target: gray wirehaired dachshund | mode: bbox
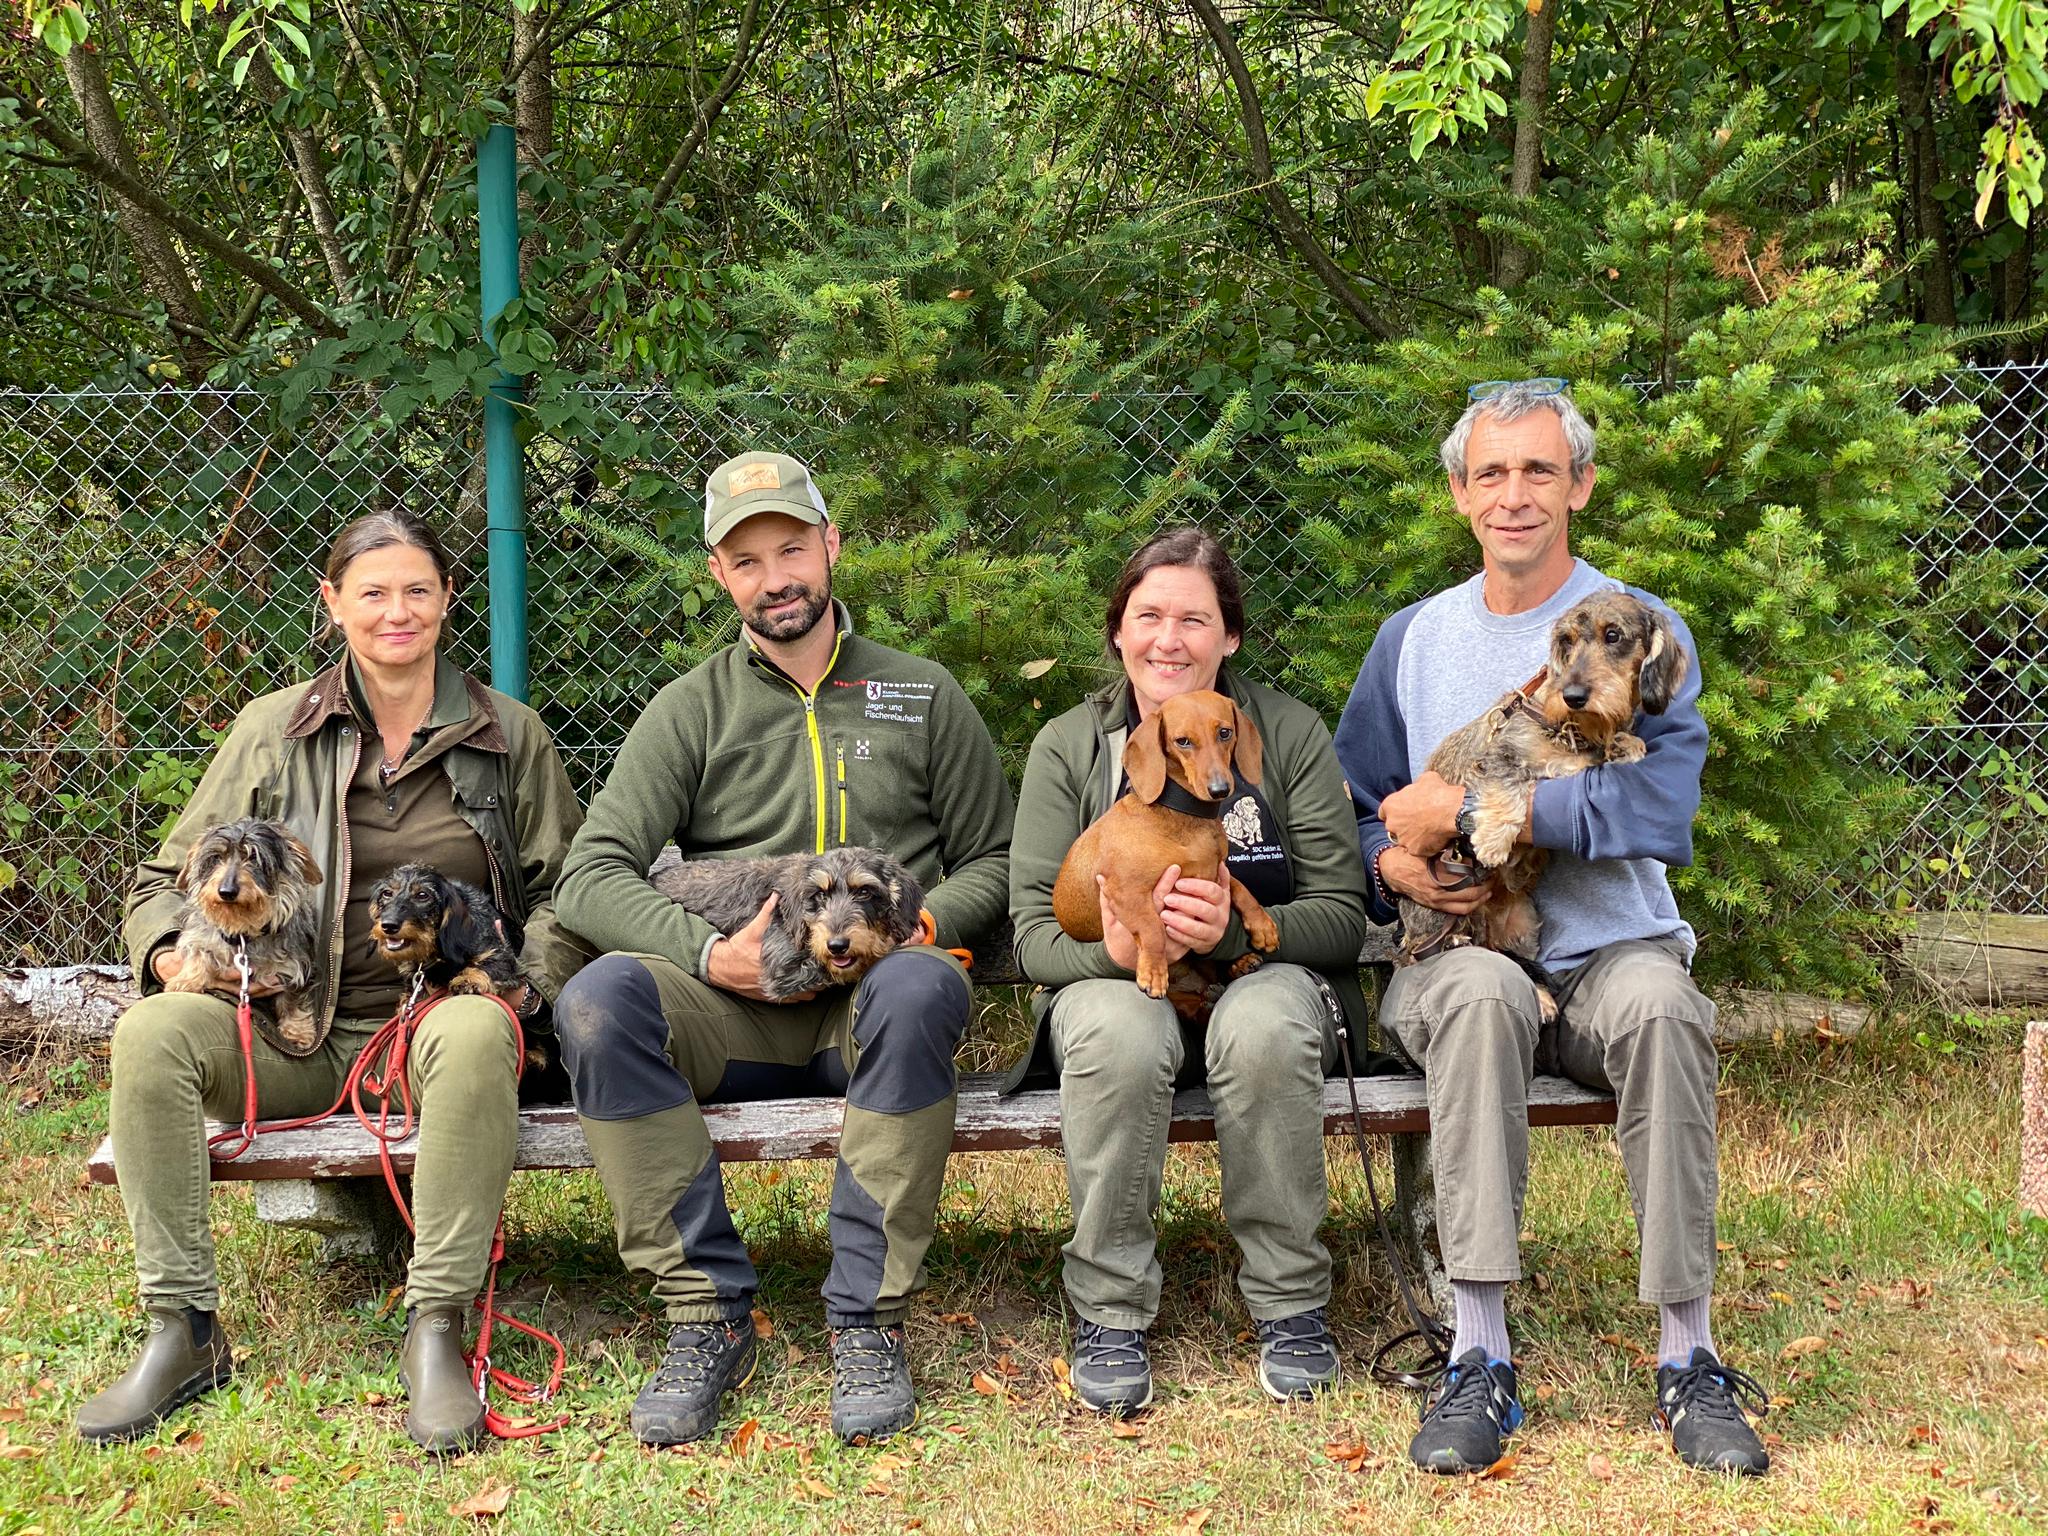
[164,817,324,1048]
[652,846,927,1000]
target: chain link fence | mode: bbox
[2,375,2042,965]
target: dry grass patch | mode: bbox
[0,1010,2043,1534]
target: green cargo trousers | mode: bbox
[1379,935,1719,1303]
[108,990,522,1314]
[1049,963,1342,1330]
[554,947,971,1327]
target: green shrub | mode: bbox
[1288,93,2018,991]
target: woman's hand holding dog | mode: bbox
[1095,867,1233,974]
[150,950,285,998]
[707,894,819,1003]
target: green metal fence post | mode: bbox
[478,123,529,702]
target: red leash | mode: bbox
[206,949,567,1438]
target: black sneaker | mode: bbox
[830,1325,917,1444]
[1255,1309,1343,1401]
[629,1317,757,1446]
[1409,1346,1523,1474]
[1655,1347,1770,1476]
[1071,1321,1152,1417]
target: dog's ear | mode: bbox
[887,864,927,943]
[1228,700,1265,787]
[1638,609,1689,716]
[1123,712,1170,803]
[439,879,480,965]
[281,830,323,887]
[175,834,213,894]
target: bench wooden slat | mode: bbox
[83,1073,1616,1185]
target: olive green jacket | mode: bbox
[556,603,1014,975]
[125,654,589,1055]
[1003,669,1373,1090]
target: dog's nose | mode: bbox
[1561,684,1591,710]
[827,936,851,957]
[1206,774,1231,798]
[216,874,240,900]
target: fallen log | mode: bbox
[1904,913,2048,1009]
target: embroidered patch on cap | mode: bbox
[729,462,782,495]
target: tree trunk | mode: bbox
[2004,221,2036,363]
[1497,0,1557,290]
[1185,0,1395,339]
[512,0,555,283]
[60,46,212,367]
[1894,15,1958,327]
[249,49,358,304]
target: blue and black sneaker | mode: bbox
[1408,1346,1523,1474]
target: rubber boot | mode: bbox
[76,1307,234,1444]
[399,1306,486,1453]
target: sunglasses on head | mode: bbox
[1466,377,1571,402]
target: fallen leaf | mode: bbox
[271,1474,300,1491]
[797,1476,835,1499]
[938,1313,979,1327]
[750,1308,774,1339]
[1769,1290,1795,1306]
[970,1372,1004,1397]
[726,1418,762,1456]
[1178,1509,1213,1533]
[1780,1335,1828,1361]
[363,1391,392,1407]
[872,1453,911,1472]
[376,1286,403,1322]
[994,1353,1023,1378]
[0,1439,39,1460]
[1018,659,1057,680]
[206,1486,240,1509]
[1586,1452,1614,1481]
[1110,1421,1142,1440]
[785,1343,807,1366]
[947,288,975,301]
[1051,1358,1072,1383]
[1481,1450,1520,1481]
[447,1482,513,1520]
[0,1408,24,1423]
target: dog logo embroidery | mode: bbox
[1223,795,1263,850]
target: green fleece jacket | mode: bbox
[1004,669,1372,1088]
[124,654,589,1056]
[556,603,1014,974]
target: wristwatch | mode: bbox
[1454,786,1481,840]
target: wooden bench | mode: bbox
[82,1070,1617,1314]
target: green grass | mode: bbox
[3,1009,2046,1534]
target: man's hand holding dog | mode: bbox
[1379,771,1466,857]
[1377,845,1498,915]
[707,894,818,1003]
[150,950,285,998]
[1096,866,1233,973]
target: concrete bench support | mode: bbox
[253,1176,410,1263]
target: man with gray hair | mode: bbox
[1333,380,1771,1477]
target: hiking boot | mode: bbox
[629,1317,756,1446]
[1655,1347,1771,1476]
[1255,1308,1343,1401]
[399,1306,485,1454]
[1071,1321,1152,1418]
[76,1307,234,1444]
[1409,1347,1522,1474]
[830,1325,916,1444]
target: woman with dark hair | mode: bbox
[1006,526,1370,1416]
[76,514,586,1454]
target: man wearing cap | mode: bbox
[553,452,1014,1446]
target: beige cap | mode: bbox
[703,451,830,545]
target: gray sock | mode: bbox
[1658,1293,1714,1367]
[1450,1280,1510,1363]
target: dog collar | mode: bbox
[1152,778,1227,820]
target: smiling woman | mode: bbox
[84,512,589,1457]
[1006,524,1374,1419]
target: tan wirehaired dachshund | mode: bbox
[1053,689,1281,1003]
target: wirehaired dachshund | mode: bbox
[165,817,324,1048]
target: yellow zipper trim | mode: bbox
[836,743,848,846]
[767,630,845,856]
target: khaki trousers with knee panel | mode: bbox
[1050,963,1340,1330]
[1378,936,1720,1303]
[109,991,523,1313]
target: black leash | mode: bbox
[1318,978,1451,1390]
